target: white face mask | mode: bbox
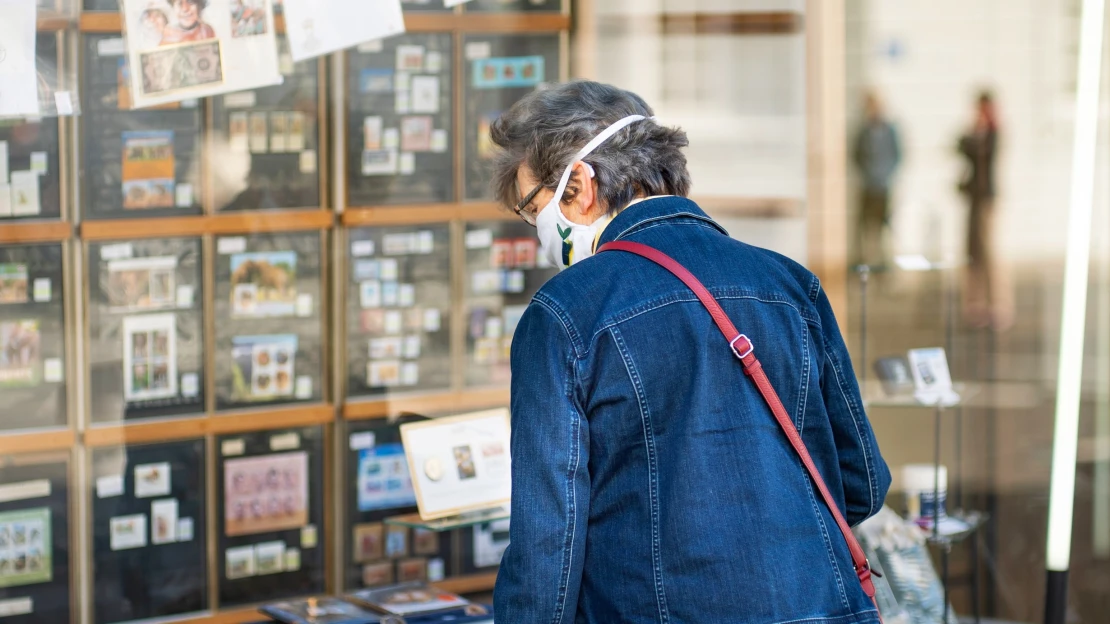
[535,114,652,269]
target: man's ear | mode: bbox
[571,161,597,217]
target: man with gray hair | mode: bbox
[492,80,889,624]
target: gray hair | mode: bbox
[489,81,691,214]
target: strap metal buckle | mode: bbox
[857,558,882,579]
[729,334,754,360]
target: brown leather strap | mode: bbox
[598,241,879,607]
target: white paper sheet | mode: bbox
[0,0,39,117]
[282,0,405,62]
[120,0,283,108]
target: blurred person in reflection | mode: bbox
[489,81,890,623]
[159,0,215,45]
[852,91,901,268]
[957,90,1013,330]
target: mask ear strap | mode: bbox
[549,114,647,206]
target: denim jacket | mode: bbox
[494,197,891,624]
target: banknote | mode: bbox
[139,40,224,96]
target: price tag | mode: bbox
[295,376,312,399]
[465,229,493,249]
[301,525,318,548]
[218,237,246,254]
[97,38,125,57]
[357,39,384,53]
[30,152,47,174]
[270,432,301,451]
[0,598,32,617]
[299,150,317,174]
[351,240,375,257]
[32,278,51,302]
[96,475,124,498]
[224,91,257,108]
[465,41,492,60]
[177,518,194,542]
[43,358,62,382]
[296,294,313,317]
[175,183,194,207]
[100,243,133,260]
[221,439,245,456]
[181,373,199,397]
[176,285,194,308]
[349,432,376,450]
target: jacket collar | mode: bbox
[596,196,728,248]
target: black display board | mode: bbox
[0,243,67,432]
[211,38,322,212]
[0,35,63,222]
[81,33,204,220]
[465,0,563,12]
[91,439,207,624]
[0,456,71,624]
[346,33,455,206]
[346,225,452,399]
[463,33,560,200]
[463,221,555,386]
[214,231,325,411]
[87,238,205,423]
[215,426,326,607]
[343,418,454,590]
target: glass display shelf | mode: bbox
[384,507,509,532]
[923,510,989,548]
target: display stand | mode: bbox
[384,506,509,533]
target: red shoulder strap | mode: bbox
[598,240,879,607]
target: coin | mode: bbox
[424,457,444,482]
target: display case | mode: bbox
[0,454,72,624]
[462,221,555,387]
[86,237,205,424]
[345,224,452,399]
[214,231,326,411]
[462,33,561,200]
[344,418,453,590]
[345,33,455,206]
[0,243,67,432]
[0,35,65,222]
[215,426,326,607]
[210,38,324,213]
[90,438,207,624]
[80,33,204,220]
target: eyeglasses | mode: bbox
[513,182,544,226]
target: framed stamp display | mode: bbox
[344,418,453,591]
[462,221,555,387]
[80,34,204,220]
[400,409,511,521]
[86,238,205,424]
[346,225,452,399]
[214,231,325,411]
[464,0,563,12]
[463,33,561,200]
[91,439,207,624]
[211,38,323,212]
[0,243,67,432]
[216,426,325,607]
[345,33,455,206]
[0,454,71,624]
[0,35,64,222]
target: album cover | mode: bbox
[107,256,178,312]
[0,507,52,589]
[230,334,297,400]
[224,451,309,537]
[121,130,176,209]
[357,444,417,512]
[0,263,29,303]
[230,251,298,318]
[346,581,469,616]
[122,314,179,402]
[0,320,41,387]
[352,523,383,563]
